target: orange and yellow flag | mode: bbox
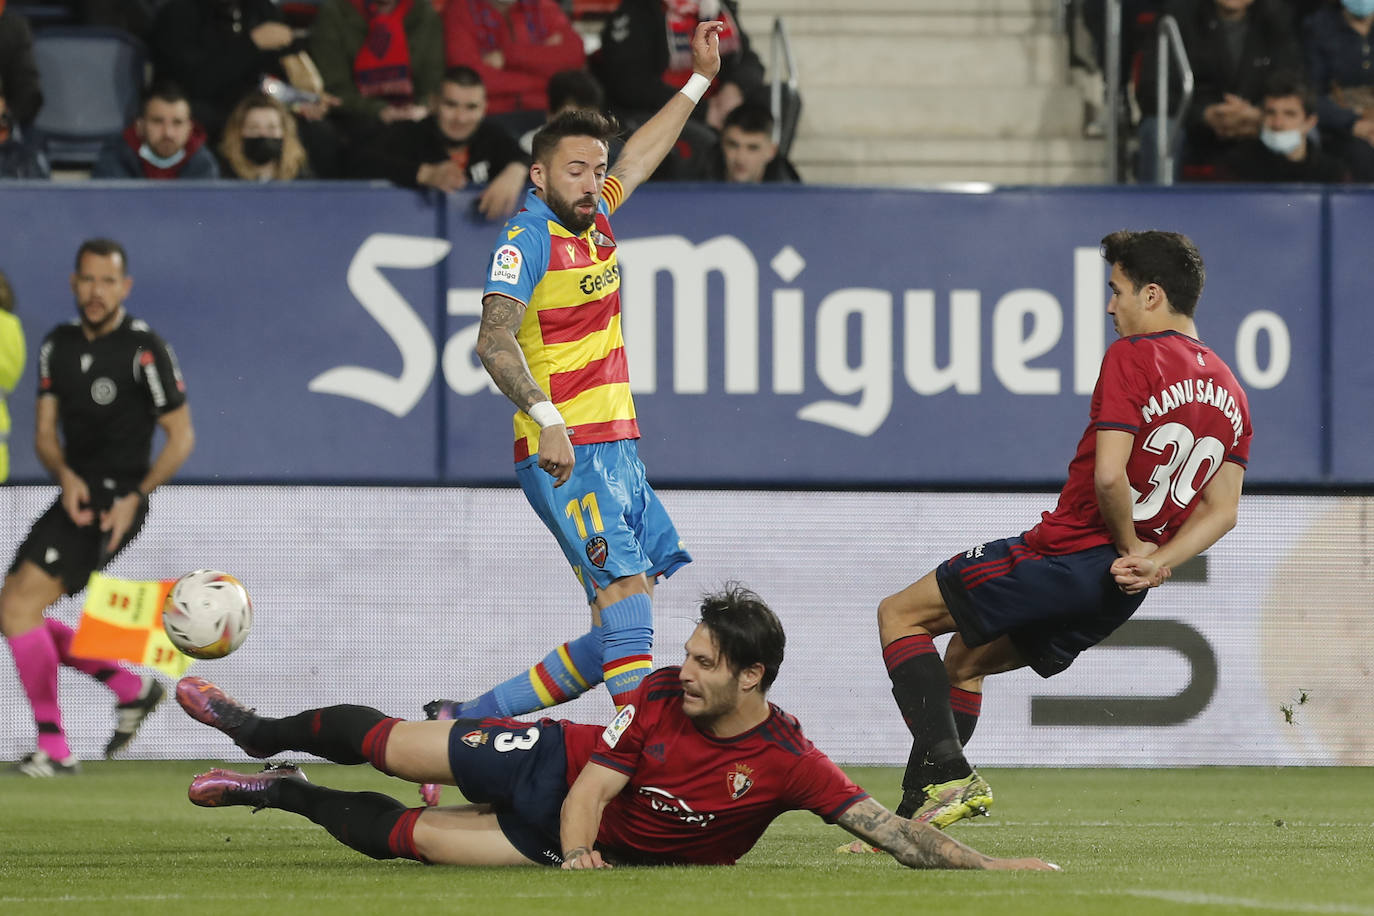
[69,572,195,678]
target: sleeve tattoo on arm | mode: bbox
[836,799,991,870]
[478,293,547,410]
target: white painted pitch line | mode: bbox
[1113,890,1374,915]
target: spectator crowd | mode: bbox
[1122,0,1369,183]
[0,0,801,196]
[7,0,1374,188]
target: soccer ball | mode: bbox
[162,569,253,659]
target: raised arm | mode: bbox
[608,21,723,200]
[476,292,573,485]
[836,798,1057,871]
[559,761,630,869]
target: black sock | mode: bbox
[950,686,983,746]
[274,779,419,860]
[882,635,971,814]
[240,705,390,764]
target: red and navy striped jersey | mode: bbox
[1025,330,1252,554]
[483,176,637,462]
[561,667,868,865]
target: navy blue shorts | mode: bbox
[936,536,1146,678]
[446,718,569,867]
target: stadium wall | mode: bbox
[0,184,1366,766]
[0,182,1371,487]
[0,485,1366,767]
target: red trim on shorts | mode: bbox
[960,544,1040,590]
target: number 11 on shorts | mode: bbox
[564,492,604,539]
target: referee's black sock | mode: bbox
[274,779,424,861]
[882,634,972,817]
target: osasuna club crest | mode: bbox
[585,536,608,569]
[461,729,489,749]
[725,762,754,800]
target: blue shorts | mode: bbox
[935,536,1146,678]
[446,717,569,867]
[516,439,692,603]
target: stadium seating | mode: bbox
[30,26,147,168]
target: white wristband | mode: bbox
[680,73,711,105]
[527,401,565,428]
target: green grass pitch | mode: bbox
[2,763,1371,916]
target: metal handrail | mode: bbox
[769,16,799,151]
[1155,14,1194,185]
[1104,0,1121,183]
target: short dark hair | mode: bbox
[75,238,129,274]
[547,69,604,114]
[723,102,775,136]
[1100,229,1205,317]
[1261,70,1317,117]
[530,108,620,166]
[0,270,13,314]
[142,81,190,113]
[697,584,785,693]
[442,66,484,89]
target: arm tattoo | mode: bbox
[836,798,992,870]
[477,293,548,410]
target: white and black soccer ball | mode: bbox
[162,569,253,660]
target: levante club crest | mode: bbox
[585,536,608,569]
[725,763,755,800]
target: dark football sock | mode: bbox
[274,779,424,861]
[240,705,396,767]
[950,686,983,746]
[883,635,972,815]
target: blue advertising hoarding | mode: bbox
[1327,190,1374,483]
[0,182,1356,485]
[3,184,443,481]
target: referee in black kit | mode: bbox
[2,237,194,776]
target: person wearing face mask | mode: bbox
[92,82,220,180]
[1136,0,1302,182]
[217,91,313,180]
[1221,71,1347,181]
[1303,0,1374,179]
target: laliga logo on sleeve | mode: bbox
[602,704,635,748]
[491,244,522,284]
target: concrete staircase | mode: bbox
[736,0,1107,186]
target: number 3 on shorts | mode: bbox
[494,727,540,753]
